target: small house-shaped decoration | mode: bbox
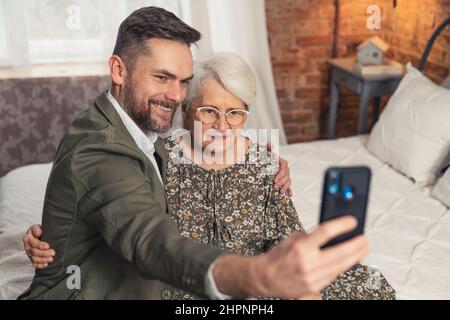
[357,36,389,65]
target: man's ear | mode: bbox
[109,55,126,86]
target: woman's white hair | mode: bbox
[186,52,257,107]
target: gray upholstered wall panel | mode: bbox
[0,76,110,177]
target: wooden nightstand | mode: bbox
[327,57,404,139]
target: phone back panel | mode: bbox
[320,166,371,248]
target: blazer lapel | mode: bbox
[94,92,137,145]
[94,92,167,202]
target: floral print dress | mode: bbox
[162,137,396,300]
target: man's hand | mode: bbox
[23,225,55,269]
[253,216,368,298]
[298,293,322,300]
[212,216,368,299]
[267,143,292,196]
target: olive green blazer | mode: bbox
[18,92,224,300]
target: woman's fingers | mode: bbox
[23,224,54,268]
[30,224,42,238]
[32,262,49,269]
[31,255,54,264]
[287,187,293,197]
[278,176,291,193]
[23,236,31,252]
[28,233,42,248]
[31,247,55,258]
[274,156,289,184]
[24,225,50,250]
[37,241,50,250]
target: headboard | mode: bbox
[0,75,109,177]
[418,16,450,89]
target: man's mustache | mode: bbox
[148,98,179,110]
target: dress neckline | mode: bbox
[167,135,258,174]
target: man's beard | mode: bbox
[122,82,179,134]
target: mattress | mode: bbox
[0,135,449,299]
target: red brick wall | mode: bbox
[266,0,450,143]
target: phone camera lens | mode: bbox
[343,186,354,201]
[328,183,339,195]
[329,170,340,179]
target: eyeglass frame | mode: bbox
[184,102,250,126]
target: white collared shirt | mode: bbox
[106,91,163,185]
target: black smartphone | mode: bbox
[319,166,371,249]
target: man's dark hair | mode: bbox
[113,6,201,70]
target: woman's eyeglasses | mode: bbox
[193,105,249,126]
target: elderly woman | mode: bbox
[23,52,395,300]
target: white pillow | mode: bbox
[367,63,450,184]
[432,168,450,207]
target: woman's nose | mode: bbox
[217,114,230,131]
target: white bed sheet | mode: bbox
[1,135,449,299]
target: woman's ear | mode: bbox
[109,55,126,86]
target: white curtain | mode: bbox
[190,0,287,145]
[0,0,286,144]
[0,0,183,66]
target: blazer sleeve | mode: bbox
[71,144,225,298]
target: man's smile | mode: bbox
[148,99,178,117]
